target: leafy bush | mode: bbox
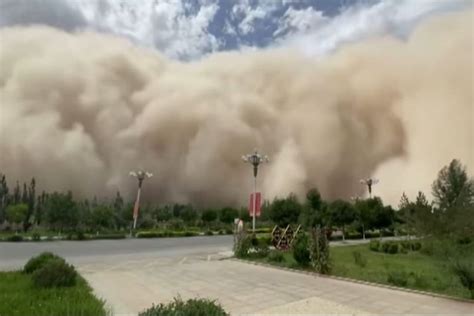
[184,231,199,237]
[293,234,311,267]
[369,240,380,252]
[205,230,214,236]
[139,297,228,316]
[310,228,331,274]
[257,236,272,246]
[137,232,161,238]
[452,260,474,299]
[32,259,77,288]
[412,241,422,251]
[32,232,41,241]
[91,233,126,240]
[24,252,65,274]
[352,251,367,268]
[268,251,285,263]
[381,242,399,254]
[6,235,23,242]
[254,239,270,258]
[234,235,251,258]
[387,271,408,287]
[225,228,233,235]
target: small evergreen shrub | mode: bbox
[7,235,23,242]
[24,252,64,274]
[205,230,214,236]
[452,260,474,299]
[268,251,285,263]
[32,232,41,241]
[139,297,228,316]
[369,240,380,252]
[293,234,311,267]
[352,251,367,268]
[31,259,77,288]
[234,235,251,258]
[387,271,408,287]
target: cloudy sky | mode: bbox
[0,0,471,60]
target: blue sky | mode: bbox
[0,0,471,59]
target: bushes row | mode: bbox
[139,297,228,316]
[136,231,200,238]
[369,240,421,254]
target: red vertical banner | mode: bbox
[249,192,262,217]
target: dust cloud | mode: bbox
[0,11,472,206]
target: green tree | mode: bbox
[201,209,217,223]
[23,178,36,232]
[6,203,28,226]
[219,207,239,224]
[269,194,302,227]
[432,159,474,211]
[155,205,173,222]
[46,192,78,231]
[300,188,330,229]
[91,205,114,229]
[329,199,356,241]
[0,174,9,223]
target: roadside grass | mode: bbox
[0,271,109,316]
[244,244,473,300]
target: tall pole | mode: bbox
[242,149,269,233]
[253,174,257,232]
[130,170,153,231]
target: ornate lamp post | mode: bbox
[242,149,269,232]
[129,170,153,230]
[360,178,379,198]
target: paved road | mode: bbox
[1,236,472,315]
[0,235,233,270]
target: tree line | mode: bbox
[0,159,472,237]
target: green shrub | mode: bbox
[32,232,41,241]
[387,271,408,287]
[400,241,411,251]
[381,242,399,254]
[452,260,474,299]
[234,235,251,258]
[257,236,272,246]
[137,232,160,238]
[91,233,126,240]
[31,259,77,288]
[413,273,429,289]
[254,239,270,258]
[369,240,380,252]
[205,230,214,236]
[225,228,233,234]
[268,251,285,263]
[139,297,228,316]
[310,228,331,274]
[388,242,399,254]
[6,235,23,242]
[184,231,198,237]
[352,251,367,268]
[24,252,65,274]
[412,241,422,251]
[293,235,311,267]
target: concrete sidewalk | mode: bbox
[79,254,473,316]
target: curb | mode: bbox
[230,258,474,304]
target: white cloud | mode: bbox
[276,0,472,56]
[73,0,220,59]
[231,0,284,35]
[273,6,326,37]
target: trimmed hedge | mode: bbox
[32,259,77,288]
[139,297,228,316]
[24,252,65,274]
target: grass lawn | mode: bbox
[0,271,108,316]
[245,244,473,300]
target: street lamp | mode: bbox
[360,178,379,198]
[129,169,153,230]
[242,149,269,233]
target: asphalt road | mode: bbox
[0,235,233,270]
